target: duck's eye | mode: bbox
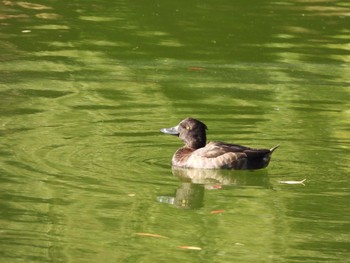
[186,126,191,130]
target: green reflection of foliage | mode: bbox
[0,0,349,262]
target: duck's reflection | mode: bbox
[157,182,205,209]
[157,167,271,209]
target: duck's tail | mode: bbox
[270,144,280,153]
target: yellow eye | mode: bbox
[186,126,191,130]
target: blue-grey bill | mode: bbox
[160,125,179,135]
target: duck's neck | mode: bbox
[185,135,206,149]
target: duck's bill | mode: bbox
[160,125,179,136]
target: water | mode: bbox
[1,0,350,262]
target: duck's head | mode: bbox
[160,117,207,149]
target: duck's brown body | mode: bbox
[172,141,278,169]
[161,118,278,170]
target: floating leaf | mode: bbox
[279,179,306,185]
[188,67,205,71]
[177,246,202,250]
[135,233,168,239]
[206,185,222,190]
[211,210,225,214]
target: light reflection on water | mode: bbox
[1,0,350,262]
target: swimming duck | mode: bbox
[160,117,279,170]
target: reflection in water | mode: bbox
[3,1,52,10]
[157,168,271,209]
[171,167,270,187]
[158,182,204,209]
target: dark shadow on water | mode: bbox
[157,167,271,209]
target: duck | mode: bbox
[160,117,279,170]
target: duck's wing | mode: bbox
[186,142,278,169]
[198,141,251,158]
[242,144,279,159]
[201,142,275,159]
[191,141,251,159]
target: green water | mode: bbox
[1,0,350,262]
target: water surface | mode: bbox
[1,0,350,262]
